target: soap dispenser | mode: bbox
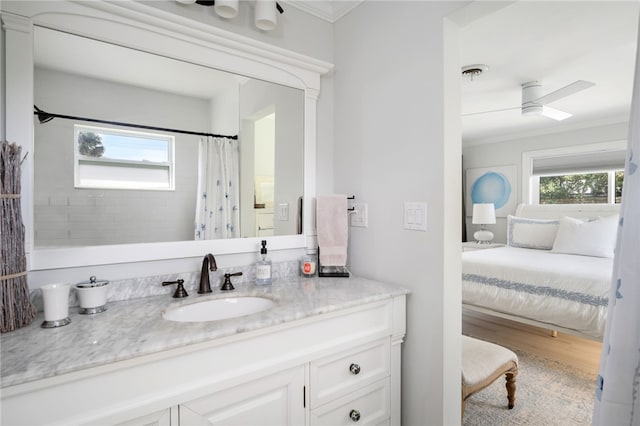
[256,240,273,285]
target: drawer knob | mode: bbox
[349,363,361,375]
[349,409,361,422]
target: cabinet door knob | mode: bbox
[349,363,361,375]
[349,409,361,422]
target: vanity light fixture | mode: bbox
[176,0,284,31]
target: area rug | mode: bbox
[463,349,598,425]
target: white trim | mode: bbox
[609,171,616,204]
[521,140,627,204]
[1,1,333,270]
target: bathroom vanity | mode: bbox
[0,276,408,425]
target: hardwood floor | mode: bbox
[462,309,602,376]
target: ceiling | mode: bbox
[460,1,639,146]
[34,26,242,100]
[287,0,363,22]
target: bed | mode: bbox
[462,203,620,340]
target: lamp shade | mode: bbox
[255,0,277,31]
[472,203,496,225]
[215,0,239,18]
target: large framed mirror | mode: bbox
[33,26,303,247]
[1,1,332,270]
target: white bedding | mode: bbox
[462,246,613,339]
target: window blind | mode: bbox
[531,149,626,176]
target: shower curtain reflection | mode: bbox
[194,136,240,240]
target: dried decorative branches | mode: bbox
[1,141,36,332]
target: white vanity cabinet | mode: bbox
[1,296,406,426]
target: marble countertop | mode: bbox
[1,275,409,388]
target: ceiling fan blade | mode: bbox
[542,106,572,121]
[462,106,520,117]
[536,80,595,105]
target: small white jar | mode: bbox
[75,276,109,314]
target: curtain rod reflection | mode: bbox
[33,105,238,140]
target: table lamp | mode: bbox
[472,203,496,244]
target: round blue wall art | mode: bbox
[470,171,512,209]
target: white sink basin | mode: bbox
[163,297,275,322]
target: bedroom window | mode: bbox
[74,125,175,190]
[523,141,626,205]
[538,171,624,204]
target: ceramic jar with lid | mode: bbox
[75,276,109,314]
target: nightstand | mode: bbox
[462,242,506,252]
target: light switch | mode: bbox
[404,202,427,231]
[350,203,368,227]
[278,203,289,221]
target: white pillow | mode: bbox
[507,215,560,250]
[551,215,619,258]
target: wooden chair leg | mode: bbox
[505,370,517,409]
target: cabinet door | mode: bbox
[116,408,173,426]
[179,366,305,426]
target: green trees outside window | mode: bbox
[539,171,624,204]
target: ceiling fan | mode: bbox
[465,80,596,121]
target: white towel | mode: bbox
[316,194,348,266]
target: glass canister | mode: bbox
[300,250,317,277]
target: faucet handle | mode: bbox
[162,279,188,298]
[221,272,242,291]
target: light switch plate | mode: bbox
[278,203,289,221]
[350,203,368,227]
[403,202,427,231]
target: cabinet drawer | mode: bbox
[310,378,389,426]
[310,339,390,407]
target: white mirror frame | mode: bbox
[1,1,332,270]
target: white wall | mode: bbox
[210,84,240,135]
[34,67,205,247]
[463,122,629,242]
[333,2,467,424]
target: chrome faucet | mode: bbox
[198,253,218,294]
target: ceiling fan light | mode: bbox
[542,106,572,121]
[215,0,239,18]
